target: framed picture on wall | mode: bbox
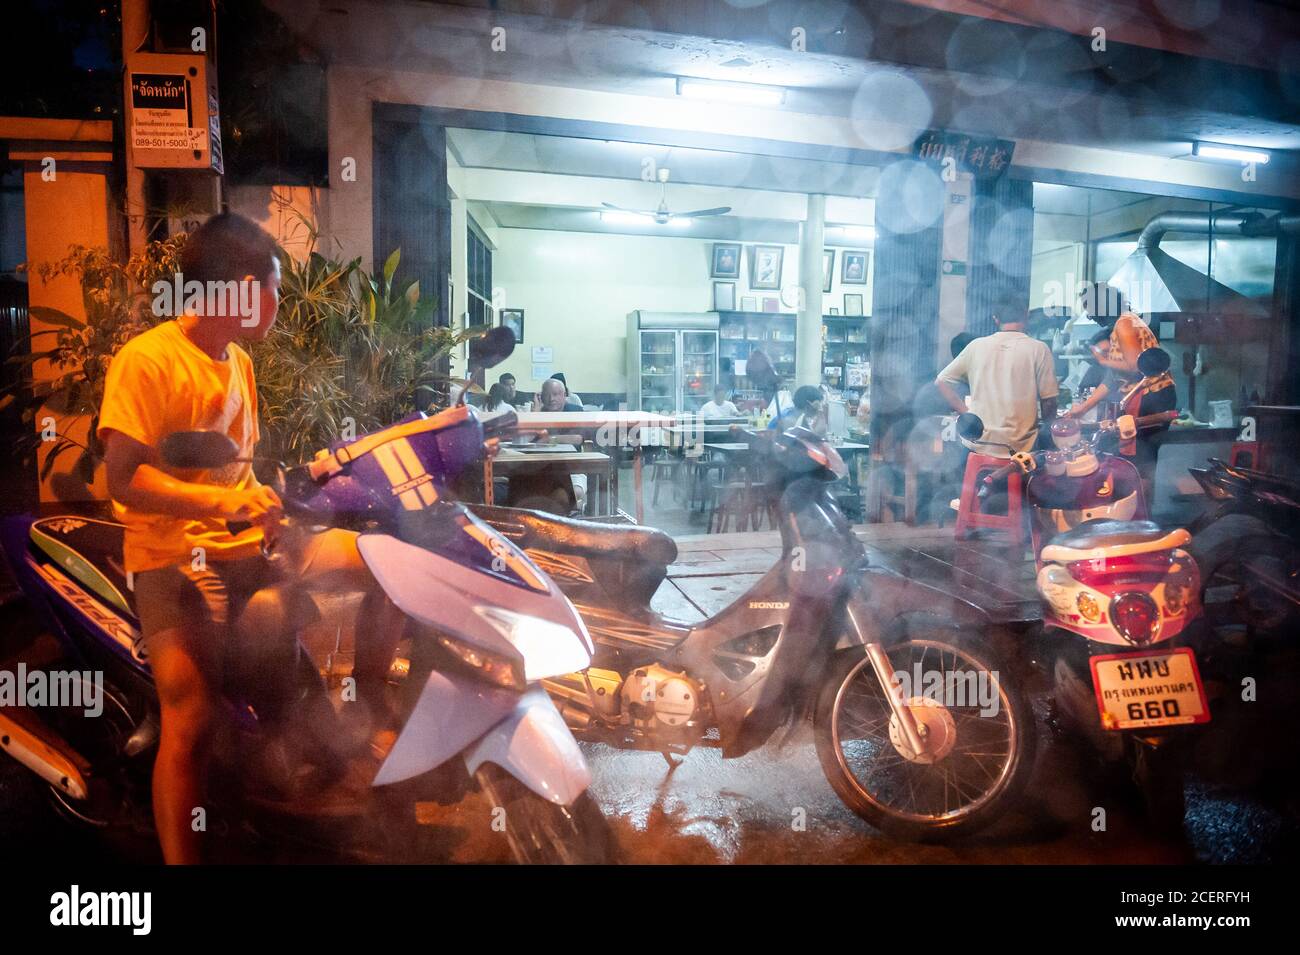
[762,296,780,313]
[500,308,525,344]
[711,242,742,279]
[822,249,835,293]
[713,282,736,312]
[841,250,870,285]
[749,244,784,290]
[843,293,864,317]
[740,295,757,312]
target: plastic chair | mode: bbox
[953,453,1024,548]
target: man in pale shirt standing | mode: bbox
[934,299,1058,457]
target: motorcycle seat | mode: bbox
[29,516,136,618]
[468,504,678,565]
[1042,519,1190,563]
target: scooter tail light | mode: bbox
[1068,552,1172,585]
[1110,592,1160,646]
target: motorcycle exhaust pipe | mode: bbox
[0,709,90,801]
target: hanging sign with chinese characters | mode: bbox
[913,130,1014,179]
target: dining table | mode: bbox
[508,410,675,522]
[485,445,615,516]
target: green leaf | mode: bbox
[39,439,75,482]
[382,249,400,286]
[5,349,57,368]
[29,306,86,330]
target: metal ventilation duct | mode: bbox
[1107,212,1271,317]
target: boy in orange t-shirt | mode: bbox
[99,214,397,863]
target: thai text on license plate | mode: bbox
[1090,647,1210,731]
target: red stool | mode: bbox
[1228,442,1260,470]
[954,453,1024,548]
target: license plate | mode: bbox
[1090,647,1210,731]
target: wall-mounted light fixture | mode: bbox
[831,225,876,241]
[676,77,786,107]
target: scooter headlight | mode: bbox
[436,634,525,689]
[473,607,592,681]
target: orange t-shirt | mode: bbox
[96,321,263,573]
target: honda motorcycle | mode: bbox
[471,425,1037,842]
[0,328,611,863]
[961,347,1207,826]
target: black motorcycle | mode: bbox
[1187,459,1300,636]
[471,425,1036,842]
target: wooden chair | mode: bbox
[646,447,684,506]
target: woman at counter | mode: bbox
[1065,282,1176,500]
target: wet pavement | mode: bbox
[1,522,1296,864]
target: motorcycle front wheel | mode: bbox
[473,764,614,864]
[814,629,1036,842]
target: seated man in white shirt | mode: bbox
[698,386,740,419]
[934,300,1058,458]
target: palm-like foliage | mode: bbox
[255,237,480,461]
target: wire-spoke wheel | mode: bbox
[474,764,614,864]
[814,630,1035,842]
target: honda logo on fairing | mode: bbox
[748,601,789,610]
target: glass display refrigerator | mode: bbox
[626,311,720,414]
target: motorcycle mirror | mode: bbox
[468,325,517,372]
[160,431,241,470]
[1137,347,1171,377]
[955,412,985,441]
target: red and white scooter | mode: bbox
[958,347,1208,828]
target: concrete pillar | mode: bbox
[121,0,150,255]
[796,193,825,388]
[966,176,1036,335]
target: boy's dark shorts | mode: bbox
[133,555,279,647]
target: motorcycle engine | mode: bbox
[622,664,700,730]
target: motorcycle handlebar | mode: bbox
[977,461,1021,497]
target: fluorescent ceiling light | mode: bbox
[600,210,692,228]
[676,77,786,107]
[832,225,876,241]
[600,210,652,226]
[1193,142,1270,165]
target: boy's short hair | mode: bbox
[793,385,824,411]
[498,372,516,384]
[178,213,278,287]
[950,332,975,358]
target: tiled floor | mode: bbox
[649,519,953,622]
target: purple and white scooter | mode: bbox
[0,328,611,863]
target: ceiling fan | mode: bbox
[601,168,731,225]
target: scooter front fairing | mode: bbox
[356,503,596,799]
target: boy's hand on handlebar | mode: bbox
[216,485,283,530]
